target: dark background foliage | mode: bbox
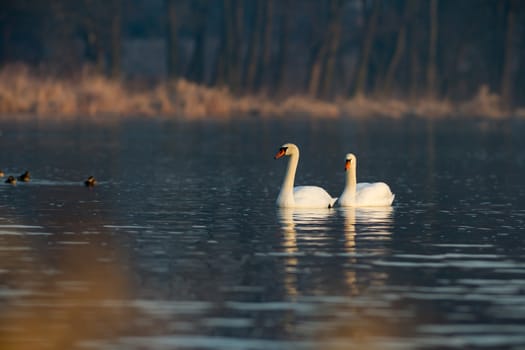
[1,0,523,107]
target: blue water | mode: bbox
[1,117,525,349]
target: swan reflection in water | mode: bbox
[341,206,394,295]
[340,206,394,245]
[277,206,394,297]
[277,207,335,297]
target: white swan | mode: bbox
[274,143,337,208]
[336,153,394,207]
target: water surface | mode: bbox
[1,117,525,349]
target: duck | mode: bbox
[336,153,394,207]
[5,176,16,185]
[274,143,336,208]
[84,176,97,187]
[18,171,30,182]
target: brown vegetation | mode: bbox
[0,65,522,121]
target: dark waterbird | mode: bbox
[18,171,30,182]
[84,176,97,187]
[5,176,16,185]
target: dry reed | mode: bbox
[0,64,520,121]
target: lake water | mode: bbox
[1,117,525,349]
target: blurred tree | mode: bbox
[79,0,111,74]
[321,0,344,99]
[0,0,48,65]
[166,0,178,79]
[307,2,330,97]
[351,0,380,97]
[501,0,518,108]
[426,0,438,97]
[260,0,274,92]
[408,0,420,99]
[111,0,122,79]
[0,5,12,64]
[213,1,228,86]
[0,0,523,108]
[233,0,245,90]
[384,1,409,96]
[216,0,242,90]
[187,0,209,82]
[274,0,289,95]
[245,0,266,91]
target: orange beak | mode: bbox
[344,159,350,171]
[274,148,286,159]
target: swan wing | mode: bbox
[355,182,394,206]
[293,186,336,208]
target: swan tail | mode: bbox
[390,193,395,205]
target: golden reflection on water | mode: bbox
[330,206,395,350]
[0,219,130,350]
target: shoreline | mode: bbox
[1,65,523,121]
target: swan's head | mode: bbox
[344,153,357,171]
[274,143,299,159]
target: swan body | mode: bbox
[337,153,394,207]
[275,143,336,208]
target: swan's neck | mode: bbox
[345,164,357,197]
[282,152,299,193]
[278,152,299,206]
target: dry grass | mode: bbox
[0,64,520,121]
[457,85,506,118]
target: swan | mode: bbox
[274,143,337,208]
[336,153,394,207]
